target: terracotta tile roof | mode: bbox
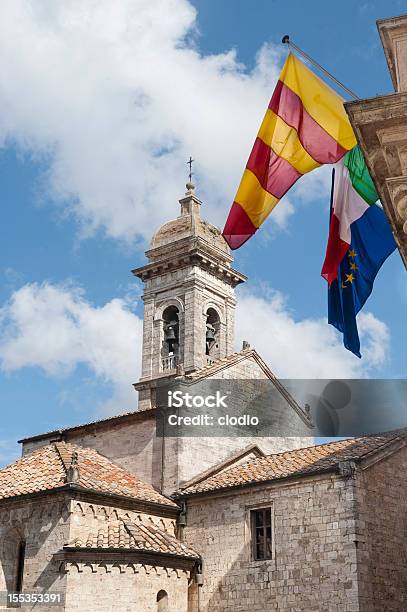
[181,430,407,495]
[65,520,199,560]
[0,442,177,507]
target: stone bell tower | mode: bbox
[132,181,246,410]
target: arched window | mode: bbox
[0,529,25,595]
[205,308,220,360]
[162,306,179,370]
[156,590,168,612]
[15,540,26,593]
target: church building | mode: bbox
[0,180,406,611]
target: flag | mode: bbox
[322,146,381,284]
[323,150,397,357]
[223,53,356,249]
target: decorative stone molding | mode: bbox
[385,176,407,232]
[61,560,188,576]
[345,14,407,267]
[154,297,185,320]
[201,301,224,321]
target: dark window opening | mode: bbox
[156,590,168,611]
[15,540,26,593]
[162,306,179,358]
[205,308,220,356]
[251,508,272,561]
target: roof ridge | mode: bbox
[260,431,405,461]
[185,348,254,378]
[53,441,73,475]
[18,408,148,445]
[235,433,407,468]
[180,443,265,490]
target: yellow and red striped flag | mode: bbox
[223,53,357,249]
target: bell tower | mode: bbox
[132,181,246,410]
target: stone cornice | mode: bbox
[55,549,197,571]
[345,90,407,119]
[132,239,246,287]
[145,235,232,266]
[0,484,179,518]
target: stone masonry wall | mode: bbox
[64,563,189,612]
[22,357,313,498]
[183,474,359,612]
[355,445,407,611]
[0,495,189,612]
[0,496,70,611]
[169,357,313,494]
[63,500,187,612]
[63,416,162,490]
[22,414,163,491]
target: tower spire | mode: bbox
[186,156,195,194]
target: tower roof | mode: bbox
[149,182,229,255]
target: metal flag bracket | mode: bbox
[281,35,360,100]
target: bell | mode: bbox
[178,511,187,527]
[206,324,216,346]
[165,325,176,343]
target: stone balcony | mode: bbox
[161,355,178,372]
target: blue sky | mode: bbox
[0,0,405,466]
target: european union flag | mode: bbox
[328,203,396,357]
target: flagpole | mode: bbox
[282,35,360,100]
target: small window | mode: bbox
[15,540,26,593]
[251,508,272,561]
[156,590,168,612]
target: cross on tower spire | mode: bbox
[187,156,194,183]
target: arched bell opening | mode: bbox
[205,307,220,362]
[162,305,180,371]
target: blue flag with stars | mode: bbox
[328,203,396,357]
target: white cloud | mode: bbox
[235,288,390,377]
[0,282,143,411]
[0,0,295,244]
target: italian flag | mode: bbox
[321,146,379,285]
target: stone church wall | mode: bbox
[22,413,163,491]
[183,473,359,611]
[355,445,407,611]
[21,355,313,498]
[63,501,186,612]
[0,496,70,611]
[62,415,162,490]
[64,563,189,612]
[167,358,313,494]
[0,495,187,611]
